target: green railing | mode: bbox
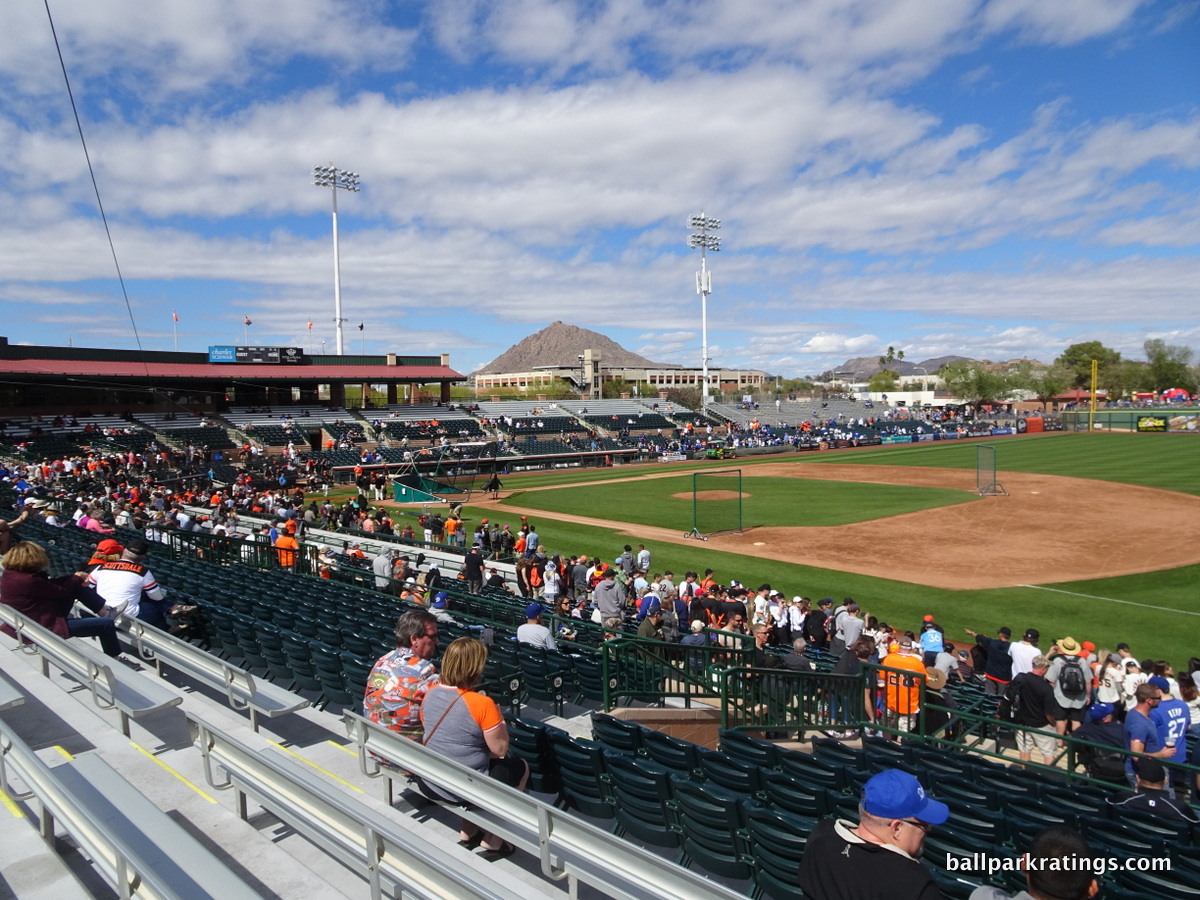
[717,666,865,739]
[600,637,756,710]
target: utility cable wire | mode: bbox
[43,0,148,370]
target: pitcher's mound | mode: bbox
[671,490,748,501]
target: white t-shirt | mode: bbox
[1008,641,1041,677]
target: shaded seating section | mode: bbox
[582,715,1200,900]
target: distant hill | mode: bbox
[474,322,667,375]
[818,355,972,381]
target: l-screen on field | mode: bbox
[501,472,975,531]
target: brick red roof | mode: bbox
[0,360,462,380]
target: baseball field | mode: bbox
[463,432,1200,668]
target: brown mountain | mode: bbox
[473,322,667,375]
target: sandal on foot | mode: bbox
[457,832,484,850]
[478,841,515,862]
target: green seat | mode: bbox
[1113,867,1200,899]
[669,779,755,881]
[504,714,562,795]
[934,775,1004,811]
[762,770,831,818]
[230,613,268,670]
[699,748,765,799]
[777,751,846,793]
[547,732,615,820]
[745,805,817,900]
[591,713,645,756]
[605,756,678,848]
[281,631,327,703]
[310,644,354,709]
[810,736,867,771]
[641,729,703,779]
[719,729,781,769]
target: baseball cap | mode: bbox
[1135,757,1167,783]
[96,539,124,555]
[525,603,544,619]
[1031,654,1051,668]
[432,592,448,609]
[897,637,914,650]
[1081,641,1095,652]
[923,614,934,623]
[481,518,488,524]
[1147,676,1171,692]
[861,769,948,825]
[1088,702,1115,721]
[125,538,150,556]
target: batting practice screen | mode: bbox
[691,468,744,538]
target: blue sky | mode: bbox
[1,0,1197,378]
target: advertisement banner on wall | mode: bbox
[1167,414,1200,433]
[882,435,912,444]
[990,428,1015,436]
[1137,416,1168,433]
[915,433,936,442]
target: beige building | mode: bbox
[473,349,767,399]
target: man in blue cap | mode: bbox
[798,768,948,899]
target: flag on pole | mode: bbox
[172,311,179,322]
[307,321,313,330]
[244,315,252,326]
[358,323,364,331]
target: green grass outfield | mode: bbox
[498,474,976,530]
[460,433,1200,668]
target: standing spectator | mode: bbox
[1006,654,1058,767]
[1009,628,1042,677]
[880,637,926,736]
[1046,637,1091,736]
[1148,674,1192,800]
[462,547,485,595]
[372,547,395,590]
[804,598,832,651]
[1124,682,1174,786]
[592,568,624,631]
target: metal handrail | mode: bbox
[342,710,748,900]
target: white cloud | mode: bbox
[981,0,1144,45]
[3,0,416,98]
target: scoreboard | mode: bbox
[209,346,305,364]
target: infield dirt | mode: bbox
[472,462,1200,590]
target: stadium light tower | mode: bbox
[688,212,721,411]
[312,164,360,355]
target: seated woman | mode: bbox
[1,541,122,657]
[419,637,528,861]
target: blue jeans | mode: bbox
[136,600,173,631]
[67,617,121,657]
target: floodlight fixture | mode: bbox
[312,163,362,354]
[688,211,722,411]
